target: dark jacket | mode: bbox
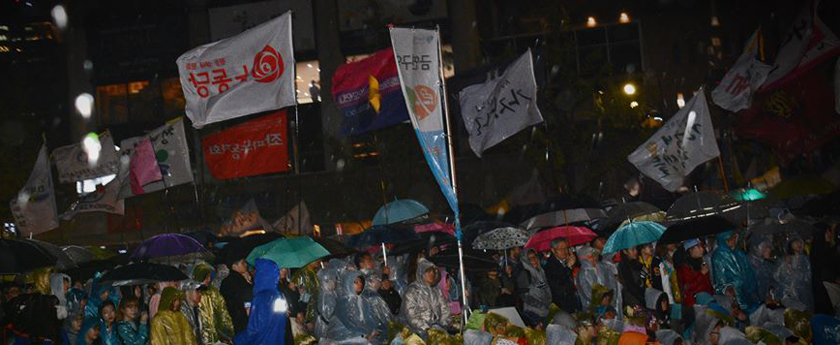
[219,271,252,334]
[378,288,402,316]
[543,255,580,313]
[618,257,645,307]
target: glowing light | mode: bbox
[619,12,630,23]
[654,116,663,122]
[272,296,288,313]
[711,16,720,27]
[51,5,68,30]
[82,133,101,166]
[623,83,636,95]
[586,16,597,27]
[630,101,639,108]
[676,93,686,108]
[75,93,94,118]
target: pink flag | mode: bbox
[129,139,162,195]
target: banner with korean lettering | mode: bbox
[459,49,544,157]
[628,89,720,192]
[9,143,59,236]
[53,131,120,184]
[390,27,459,216]
[712,29,772,112]
[177,12,295,128]
[202,110,290,180]
[118,118,194,198]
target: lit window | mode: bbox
[296,61,320,104]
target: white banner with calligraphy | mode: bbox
[10,143,59,236]
[177,12,295,128]
[712,29,771,112]
[628,89,720,192]
[52,131,120,184]
[118,118,194,198]
[459,49,544,157]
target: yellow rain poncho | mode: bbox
[150,287,197,345]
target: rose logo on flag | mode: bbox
[251,45,284,83]
[410,85,437,121]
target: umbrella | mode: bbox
[22,239,76,270]
[62,246,99,265]
[371,199,429,225]
[602,221,665,254]
[520,208,606,230]
[769,175,836,199]
[604,201,661,229]
[429,248,498,272]
[525,226,597,252]
[413,221,455,237]
[131,233,213,263]
[99,263,189,286]
[311,236,357,258]
[472,227,529,250]
[0,239,57,274]
[389,232,455,256]
[666,190,743,222]
[658,216,735,245]
[246,237,330,268]
[749,215,813,237]
[462,221,516,246]
[347,225,421,248]
[222,233,283,265]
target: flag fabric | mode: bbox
[118,118,194,198]
[61,169,125,220]
[219,199,274,236]
[272,201,312,235]
[458,49,544,157]
[759,0,840,92]
[712,29,772,112]
[201,110,290,180]
[53,131,120,183]
[390,27,459,217]
[628,89,720,192]
[332,48,409,135]
[128,139,163,195]
[835,57,840,114]
[9,143,59,236]
[176,12,295,128]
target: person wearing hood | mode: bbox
[115,296,148,345]
[774,235,813,311]
[325,270,379,342]
[811,222,839,315]
[64,313,84,345]
[678,239,714,308]
[361,272,393,343]
[150,287,196,345]
[313,267,340,340]
[711,231,760,313]
[85,276,120,320]
[191,263,235,343]
[516,248,552,328]
[178,280,205,344]
[49,274,71,320]
[747,235,778,303]
[400,258,451,339]
[645,288,671,330]
[233,259,291,345]
[575,245,621,315]
[75,317,100,345]
[65,282,87,317]
[98,300,120,345]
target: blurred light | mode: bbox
[630,101,639,108]
[100,246,106,249]
[51,5,68,30]
[654,116,663,122]
[619,12,631,23]
[683,111,696,147]
[83,60,93,71]
[117,249,128,254]
[272,296,288,313]
[586,16,597,27]
[75,93,94,118]
[676,93,686,108]
[306,63,313,68]
[711,16,720,27]
[711,37,722,47]
[82,132,101,166]
[623,83,636,95]
[730,188,766,201]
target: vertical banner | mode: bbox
[390,27,459,216]
[9,143,59,236]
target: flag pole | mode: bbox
[436,26,469,326]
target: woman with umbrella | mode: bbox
[516,249,552,329]
[773,234,813,311]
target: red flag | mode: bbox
[202,110,290,179]
[129,139,162,194]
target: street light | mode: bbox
[619,12,631,23]
[630,101,639,108]
[623,83,636,95]
[676,93,686,108]
[586,16,597,27]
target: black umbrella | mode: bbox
[389,231,456,256]
[429,247,498,272]
[658,216,735,245]
[347,225,421,248]
[750,215,813,237]
[604,201,661,229]
[666,191,744,223]
[311,236,357,258]
[23,239,76,270]
[62,246,100,265]
[520,208,607,231]
[99,263,188,286]
[223,233,283,265]
[0,239,57,274]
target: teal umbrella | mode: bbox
[246,237,330,268]
[602,221,665,254]
[372,199,429,225]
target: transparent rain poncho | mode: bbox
[399,258,451,340]
[711,231,760,312]
[575,253,621,316]
[314,267,339,339]
[774,237,813,312]
[747,236,778,301]
[325,270,376,343]
[361,273,393,344]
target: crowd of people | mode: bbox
[1,220,839,344]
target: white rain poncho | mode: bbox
[773,237,813,311]
[575,249,622,316]
[360,274,392,344]
[517,249,552,319]
[325,270,376,343]
[398,258,451,339]
[314,267,340,339]
[748,236,778,301]
[49,273,70,320]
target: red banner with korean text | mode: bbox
[202,110,290,179]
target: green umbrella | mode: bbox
[246,237,330,268]
[730,188,766,202]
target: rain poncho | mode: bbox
[292,262,320,324]
[576,253,621,315]
[84,275,120,319]
[49,273,70,320]
[361,273,394,343]
[197,287,235,342]
[66,287,86,317]
[399,259,451,339]
[326,270,384,343]
[747,236,778,301]
[711,231,760,312]
[76,317,100,345]
[774,237,813,312]
[810,314,840,345]
[99,318,120,345]
[150,287,197,345]
[115,319,149,345]
[232,259,288,345]
[645,288,669,327]
[516,249,552,321]
[314,267,340,339]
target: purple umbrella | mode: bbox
[131,233,212,263]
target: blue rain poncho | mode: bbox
[76,318,100,345]
[84,275,120,319]
[711,231,760,312]
[773,237,813,311]
[326,270,378,343]
[747,235,778,301]
[232,259,288,345]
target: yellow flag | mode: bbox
[368,74,381,114]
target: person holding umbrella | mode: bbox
[677,239,713,310]
[618,246,646,308]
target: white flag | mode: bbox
[61,165,125,220]
[52,131,120,184]
[628,89,720,192]
[219,199,273,236]
[459,49,544,157]
[273,201,312,235]
[118,118,194,198]
[712,29,771,112]
[9,143,59,236]
[177,12,295,128]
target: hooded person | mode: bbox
[576,245,622,316]
[150,287,196,345]
[314,267,340,340]
[645,288,671,330]
[747,235,778,302]
[516,248,552,328]
[84,275,119,320]
[325,270,377,343]
[49,273,71,320]
[75,317,101,345]
[711,231,760,313]
[774,235,813,312]
[361,274,393,341]
[64,312,84,345]
[399,258,451,340]
[232,259,291,345]
[191,263,235,343]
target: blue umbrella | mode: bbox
[602,221,665,254]
[347,225,421,248]
[372,199,429,225]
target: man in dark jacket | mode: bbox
[543,238,580,313]
[618,247,645,307]
[220,259,253,334]
[377,276,402,315]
